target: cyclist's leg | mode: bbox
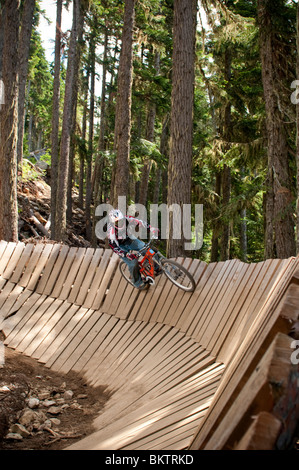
[121,240,144,287]
[127,237,146,252]
[126,238,146,287]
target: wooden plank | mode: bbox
[89,321,145,387]
[78,315,123,375]
[145,350,216,401]
[58,313,116,374]
[107,323,170,390]
[0,276,7,292]
[35,243,62,294]
[200,333,293,450]
[213,262,262,363]
[4,294,47,348]
[22,299,65,357]
[26,243,54,291]
[38,244,70,295]
[92,328,190,395]
[48,311,110,372]
[178,262,220,335]
[91,252,119,311]
[1,242,25,280]
[68,315,120,374]
[101,256,126,314]
[1,292,42,339]
[217,259,286,364]
[66,248,94,303]
[156,258,198,325]
[9,296,56,352]
[70,362,224,451]
[58,247,89,300]
[75,248,103,305]
[130,262,169,323]
[189,259,297,450]
[0,282,17,309]
[10,244,34,284]
[96,360,224,433]
[136,416,206,450]
[150,257,186,324]
[0,287,32,322]
[84,320,141,385]
[0,284,24,318]
[50,246,79,298]
[18,243,45,288]
[121,386,219,450]
[0,242,17,275]
[233,412,281,450]
[197,260,246,348]
[31,300,77,360]
[215,260,285,360]
[115,283,139,320]
[91,353,220,436]
[190,260,240,344]
[83,249,113,309]
[235,258,286,339]
[0,240,8,264]
[126,281,160,322]
[167,260,207,328]
[37,304,89,364]
[98,322,159,388]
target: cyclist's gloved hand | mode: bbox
[150,227,159,239]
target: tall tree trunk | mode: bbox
[153,113,170,205]
[17,0,35,172]
[258,0,296,259]
[0,5,4,78]
[138,105,156,206]
[55,0,84,241]
[211,172,222,262]
[50,0,63,240]
[0,0,20,242]
[139,51,160,207]
[296,0,299,255]
[92,26,109,247]
[220,165,231,261]
[85,34,96,241]
[220,47,232,261]
[112,0,135,207]
[167,0,197,258]
[78,69,90,210]
[67,12,84,225]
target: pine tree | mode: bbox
[0,0,20,241]
[257,0,296,259]
[112,0,136,207]
[167,0,197,257]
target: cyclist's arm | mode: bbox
[127,216,159,238]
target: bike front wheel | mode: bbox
[161,259,196,292]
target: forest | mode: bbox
[1,0,299,263]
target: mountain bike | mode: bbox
[119,241,196,292]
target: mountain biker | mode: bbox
[107,209,160,289]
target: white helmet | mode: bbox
[109,209,125,229]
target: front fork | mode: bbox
[138,248,163,285]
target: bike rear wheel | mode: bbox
[161,259,195,292]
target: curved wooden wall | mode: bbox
[0,241,298,450]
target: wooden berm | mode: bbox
[0,240,298,450]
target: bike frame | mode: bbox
[132,241,163,286]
